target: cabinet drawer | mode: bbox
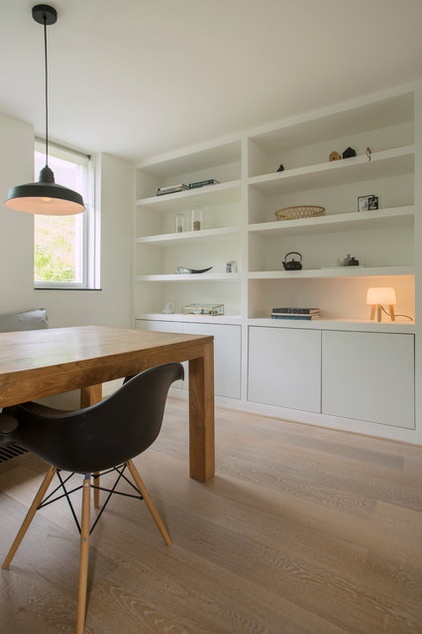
[321,331,415,428]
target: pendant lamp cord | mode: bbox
[43,15,49,168]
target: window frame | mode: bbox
[33,139,100,290]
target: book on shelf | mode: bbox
[156,184,189,196]
[271,314,320,320]
[188,178,220,189]
[272,307,320,315]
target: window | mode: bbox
[34,141,99,289]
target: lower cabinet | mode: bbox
[248,326,321,413]
[321,330,415,429]
[136,319,242,399]
[248,326,415,429]
[138,321,415,429]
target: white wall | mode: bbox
[0,114,36,311]
[0,113,134,328]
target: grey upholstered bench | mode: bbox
[0,309,48,463]
[0,308,48,333]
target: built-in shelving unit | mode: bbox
[134,82,421,442]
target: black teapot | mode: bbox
[282,251,302,271]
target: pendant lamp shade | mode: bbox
[6,167,85,215]
[5,5,85,216]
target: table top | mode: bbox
[0,325,213,407]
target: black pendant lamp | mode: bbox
[5,4,85,215]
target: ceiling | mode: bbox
[1,0,421,165]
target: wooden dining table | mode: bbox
[0,325,215,482]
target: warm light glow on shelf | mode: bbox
[367,287,396,322]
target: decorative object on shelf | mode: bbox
[162,302,175,314]
[181,303,224,316]
[271,313,320,320]
[175,266,213,274]
[226,260,238,273]
[342,254,360,266]
[282,251,303,271]
[276,164,285,172]
[272,307,320,315]
[358,194,379,211]
[368,195,379,210]
[367,287,396,322]
[188,178,220,189]
[272,307,320,320]
[175,213,185,233]
[275,205,325,221]
[366,146,372,161]
[191,206,203,230]
[329,151,341,161]
[342,146,357,158]
[5,5,85,216]
[156,184,189,196]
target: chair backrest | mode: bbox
[4,363,184,473]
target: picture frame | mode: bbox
[358,194,379,212]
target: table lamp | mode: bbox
[366,287,396,322]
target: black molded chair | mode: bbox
[0,362,184,634]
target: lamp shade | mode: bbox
[366,287,397,306]
[5,181,85,216]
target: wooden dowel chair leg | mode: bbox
[126,460,172,547]
[76,475,91,634]
[2,465,57,570]
[93,472,100,509]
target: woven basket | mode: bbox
[275,205,325,221]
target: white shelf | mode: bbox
[136,226,242,245]
[136,273,242,282]
[248,266,414,280]
[247,318,415,333]
[248,146,414,195]
[248,206,414,237]
[136,180,242,212]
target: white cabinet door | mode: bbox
[248,327,321,412]
[135,319,185,388]
[182,322,242,399]
[136,320,242,399]
[322,331,415,428]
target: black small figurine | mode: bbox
[276,164,285,172]
[342,147,357,159]
[347,257,359,266]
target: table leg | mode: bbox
[80,384,102,508]
[80,384,102,409]
[188,341,215,482]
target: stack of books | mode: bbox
[271,307,320,320]
[156,184,189,196]
[188,178,220,189]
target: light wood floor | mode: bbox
[0,398,421,633]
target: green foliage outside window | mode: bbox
[34,215,76,282]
